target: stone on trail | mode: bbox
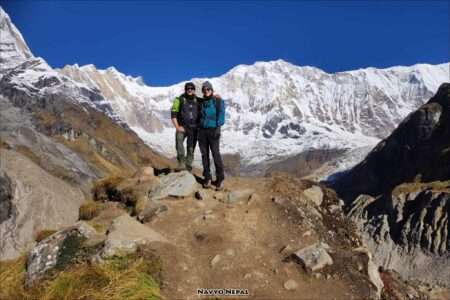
[102,214,169,257]
[293,242,333,272]
[353,247,384,298]
[149,171,197,200]
[211,254,222,268]
[226,189,254,204]
[26,222,97,286]
[303,185,324,207]
[195,190,207,200]
[284,279,299,291]
[137,200,168,223]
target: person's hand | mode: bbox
[177,126,185,133]
[213,94,221,99]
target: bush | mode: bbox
[35,229,57,243]
[0,247,162,300]
[79,202,104,220]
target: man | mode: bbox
[171,82,200,172]
[198,81,225,190]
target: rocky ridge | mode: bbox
[331,83,450,286]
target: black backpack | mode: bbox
[179,95,199,128]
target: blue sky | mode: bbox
[1,1,449,86]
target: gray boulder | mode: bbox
[25,222,97,286]
[303,185,324,207]
[102,214,169,257]
[293,242,333,272]
[226,189,254,204]
[149,171,197,200]
[137,200,168,223]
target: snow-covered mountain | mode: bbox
[1,5,448,177]
[58,60,449,176]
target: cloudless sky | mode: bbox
[1,0,449,85]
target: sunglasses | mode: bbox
[202,88,212,92]
[186,87,195,91]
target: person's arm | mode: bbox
[171,97,184,132]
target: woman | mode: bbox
[198,81,225,190]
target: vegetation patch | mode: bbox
[92,176,125,202]
[0,247,162,300]
[392,180,450,196]
[34,229,57,243]
[79,201,104,220]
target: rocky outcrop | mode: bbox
[149,171,198,200]
[331,83,450,286]
[291,242,333,272]
[102,214,169,257]
[332,83,450,201]
[25,222,97,286]
[0,149,84,260]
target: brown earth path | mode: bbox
[145,176,373,300]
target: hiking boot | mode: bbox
[186,165,193,173]
[202,179,212,189]
[174,163,186,172]
[215,180,224,191]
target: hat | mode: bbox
[201,81,213,91]
[184,82,195,90]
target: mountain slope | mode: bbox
[0,6,172,260]
[330,83,450,286]
[59,59,449,177]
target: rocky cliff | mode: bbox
[0,6,172,260]
[331,83,450,286]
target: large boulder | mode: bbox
[303,185,324,207]
[102,214,169,257]
[149,171,198,200]
[0,149,84,261]
[292,242,333,272]
[25,222,97,286]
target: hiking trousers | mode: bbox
[198,127,224,182]
[175,127,197,170]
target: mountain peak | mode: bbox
[0,6,33,73]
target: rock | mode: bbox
[25,222,97,286]
[137,200,168,223]
[279,244,294,255]
[211,254,221,268]
[293,242,333,272]
[226,189,254,204]
[302,230,312,237]
[328,204,340,213]
[213,192,226,202]
[247,193,259,205]
[303,185,324,207]
[284,279,298,290]
[0,149,84,261]
[353,247,384,298]
[195,190,207,200]
[102,214,169,257]
[149,171,197,200]
[134,166,156,181]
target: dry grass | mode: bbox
[0,248,162,300]
[35,229,58,243]
[92,176,125,202]
[392,180,450,196]
[79,202,104,221]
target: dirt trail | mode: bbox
[145,175,374,300]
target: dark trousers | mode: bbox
[198,127,224,182]
[175,127,197,170]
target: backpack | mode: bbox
[200,98,225,128]
[179,95,199,127]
